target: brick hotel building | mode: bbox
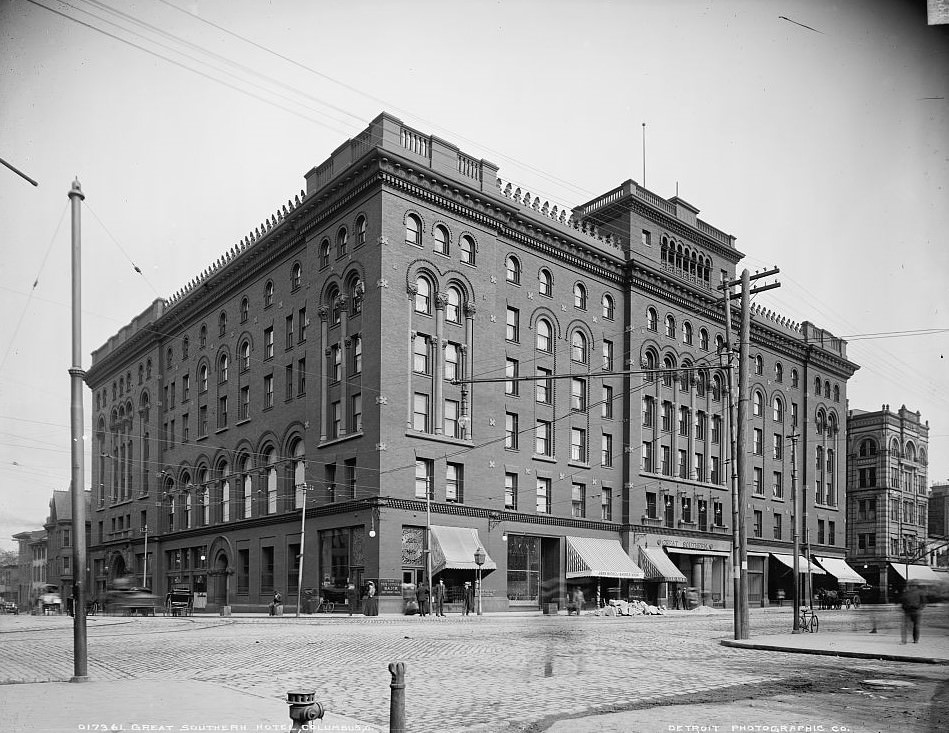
[84,113,858,613]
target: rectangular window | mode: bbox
[412,393,430,432]
[695,411,706,440]
[601,487,612,521]
[753,467,763,495]
[285,364,294,401]
[444,343,459,382]
[661,445,671,476]
[351,393,362,433]
[662,401,674,431]
[264,327,274,360]
[773,434,783,460]
[352,336,362,374]
[571,377,586,411]
[332,345,342,382]
[753,428,763,455]
[413,335,430,374]
[237,549,249,594]
[261,546,274,593]
[642,442,654,472]
[535,420,552,456]
[711,415,722,444]
[343,460,356,500]
[817,519,826,545]
[217,396,228,429]
[182,413,189,443]
[677,449,688,479]
[772,471,784,498]
[602,340,614,371]
[536,477,551,514]
[714,500,724,526]
[325,463,336,503]
[506,306,519,342]
[642,396,655,428]
[285,315,294,349]
[298,358,306,396]
[571,483,586,518]
[602,385,614,418]
[239,386,250,420]
[791,402,799,427]
[698,499,708,531]
[710,456,721,484]
[646,492,657,519]
[773,513,783,540]
[664,495,674,527]
[264,375,273,409]
[444,399,460,438]
[679,407,690,437]
[505,358,519,396]
[446,463,464,503]
[199,405,208,437]
[288,543,300,593]
[694,453,705,482]
[536,367,552,404]
[681,496,692,523]
[753,510,762,538]
[182,374,190,402]
[828,521,836,545]
[298,307,307,343]
[601,433,613,468]
[415,459,433,499]
[570,427,587,463]
[331,400,342,438]
[505,472,518,510]
[505,412,519,450]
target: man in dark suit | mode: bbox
[463,581,474,615]
[433,578,447,616]
[416,581,431,617]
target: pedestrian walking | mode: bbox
[462,581,474,615]
[269,590,282,616]
[416,581,431,616]
[434,578,447,616]
[900,580,926,644]
[570,587,584,616]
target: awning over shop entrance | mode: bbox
[566,537,644,579]
[429,525,496,577]
[664,547,731,557]
[814,556,867,585]
[889,563,944,583]
[771,553,826,575]
[638,547,688,583]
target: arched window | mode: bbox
[665,314,676,338]
[264,280,274,307]
[319,239,330,268]
[405,214,422,246]
[414,276,432,314]
[791,368,799,388]
[905,442,916,463]
[536,319,552,352]
[138,364,144,385]
[538,268,553,297]
[602,293,614,320]
[772,396,784,422]
[891,438,901,457]
[699,328,709,351]
[217,312,226,338]
[292,439,306,508]
[199,364,208,392]
[859,439,877,457]
[459,235,475,265]
[239,341,250,372]
[695,370,707,397]
[815,409,826,434]
[715,334,725,353]
[571,331,588,363]
[505,255,521,284]
[712,373,723,401]
[325,285,341,325]
[355,215,367,246]
[833,385,840,402]
[219,460,231,523]
[662,355,676,388]
[754,355,763,376]
[573,282,587,310]
[643,350,658,383]
[336,227,348,258]
[827,412,838,436]
[241,455,253,520]
[682,321,693,345]
[814,376,821,395]
[218,354,229,384]
[434,225,449,255]
[824,380,831,399]
[198,468,210,525]
[646,307,658,332]
[265,447,278,514]
[679,360,692,391]
[753,390,764,416]
[446,286,462,324]
[291,263,302,290]
[350,278,364,315]
[775,363,783,383]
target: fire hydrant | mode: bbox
[287,690,324,731]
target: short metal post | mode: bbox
[389,662,406,733]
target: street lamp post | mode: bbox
[474,546,485,616]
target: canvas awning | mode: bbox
[889,563,944,583]
[814,557,868,585]
[565,536,644,579]
[664,547,731,557]
[771,553,826,575]
[638,546,688,583]
[429,525,496,577]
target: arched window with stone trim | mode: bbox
[505,255,521,284]
[446,285,462,324]
[571,330,588,364]
[265,447,278,514]
[405,214,422,246]
[355,215,367,246]
[538,268,553,297]
[772,395,784,422]
[647,307,658,332]
[573,282,587,310]
[536,318,553,353]
[665,314,676,338]
[292,439,306,509]
[434,224,449,256]
[219,459,231,523]
[460,234,475,265]
[336,227,348,258]
[414,276,432,315]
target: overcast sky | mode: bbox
[1,0,947,551]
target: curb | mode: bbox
[719,639,949,665]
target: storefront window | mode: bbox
[507,535,540,605]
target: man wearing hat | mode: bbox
[463,581,474,615]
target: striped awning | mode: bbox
[639,546,688,583]
[429,525,496,577]
[890,563,944,583]
[565,536,644,579]
[771,553,826,575]
[815,557,867,585]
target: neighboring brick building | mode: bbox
[83,112,857,614]
[846,405,934,602]
[930,482,949,539]
[12,529,47,612]
[43,490,93,612]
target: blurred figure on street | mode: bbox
[347,582,358,616]
[269,590,282,616]
[570,587,584,616]
[901,580,926,644]
[434,578,447,616]
[462,581,474,615]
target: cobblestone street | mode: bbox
[2,608,945,732]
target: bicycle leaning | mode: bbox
[799,607,819,633]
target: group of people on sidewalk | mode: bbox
[414,579,476,616]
